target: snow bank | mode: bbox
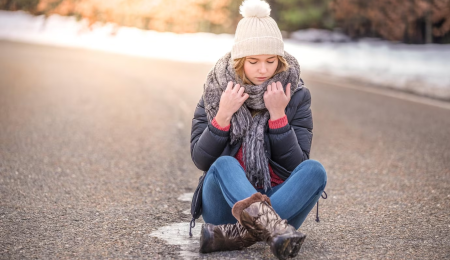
[0,10,234,63]
[285,39,450,100]
[290,29,350,43]
[1,11,449,100]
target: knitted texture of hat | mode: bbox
[231,0,284,60]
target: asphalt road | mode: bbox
[1,40,449,259]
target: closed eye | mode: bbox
[249,61,275,64]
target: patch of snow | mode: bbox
[177,193,193,202]
[1,10,449,100]
[149,222,201,259]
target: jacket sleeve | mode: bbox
[190,97,230,171]
[267,87,313,171]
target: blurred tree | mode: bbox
[331,0,450,43]
[2,0,450,43]
[14,0,233,33]
[0,0,39,11]
[226,0,334,33]
[275,0,334,31]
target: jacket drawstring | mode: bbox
[315,190,328,222]
[189,218,196,237]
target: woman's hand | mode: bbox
[264,82,291,120]
[216,81,249,127]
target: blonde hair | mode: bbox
[233,55,289,85]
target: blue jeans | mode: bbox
[202,156,327,229]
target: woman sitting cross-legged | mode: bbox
[190,0,327,259]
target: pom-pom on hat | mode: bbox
[231,0,284,60]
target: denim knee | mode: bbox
[213,155,238,166]
[297,159,327,186]
[209,156,241,177]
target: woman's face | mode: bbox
[244,54,278,85]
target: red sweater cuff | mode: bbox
[212,117,230,131]
[269,115,288,129]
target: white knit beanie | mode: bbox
[231,0,284,60]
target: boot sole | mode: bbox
[271,232,307,260]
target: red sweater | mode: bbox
[211,115,288,187]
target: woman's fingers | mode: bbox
[238,86,245,97]
[285,83,291,97]
[276,81,283,91]
[232,83,240,93]
[226,81,233,92]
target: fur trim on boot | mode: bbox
[232,192,271,223]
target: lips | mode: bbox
[256,77,267,80]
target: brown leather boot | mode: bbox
[199,222,260,253]
[232,193,306,260]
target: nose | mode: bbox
[258,63,267,74]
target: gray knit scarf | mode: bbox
[203,51,302,190]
